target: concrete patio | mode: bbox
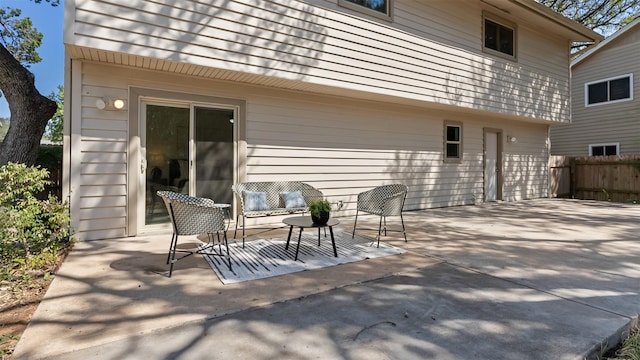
[12,199,640,359]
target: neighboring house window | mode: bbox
[444,121,463,163]
[589,143,619,156]
[483,13,516,60]
[339,0,392,20]
[585,74,633,106]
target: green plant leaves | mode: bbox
[0,162,72,285]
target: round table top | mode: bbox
[283,216,339,228]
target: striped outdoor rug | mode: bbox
[201,229,406,284]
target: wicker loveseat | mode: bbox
[232,181,324,246]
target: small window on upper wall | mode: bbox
[589,143,619,156]
[483,13,516,60]
[586,74,633,106]
[339,0,392,21]
[444,121,463,163]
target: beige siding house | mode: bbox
[551,18,640,156]
[63,0,600,241]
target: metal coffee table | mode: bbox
[283,216,339,261]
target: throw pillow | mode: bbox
[280,191,306,208]
[244,191,268,211]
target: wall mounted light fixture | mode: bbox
[96,97,126,110]
[507,135,517,144]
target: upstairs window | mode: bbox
[483,14,516,60]
[339,0,392,20]
[586,74,633,106]
[444,121,463,163]
[589,143,619,156]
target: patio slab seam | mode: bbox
[33,254,447,359]
[203,263,431,322]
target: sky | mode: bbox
[0,0,64,119]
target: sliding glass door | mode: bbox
[194,107,234,204]
[141,101,235,228]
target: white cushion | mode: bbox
[244,191,268,211]
[280,191,306,208]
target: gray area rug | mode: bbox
[201,229,406,284]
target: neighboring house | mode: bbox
[551,17,640,156]
[63,0,600,241]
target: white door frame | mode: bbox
[128,87,246,237]
[138,99,190,234]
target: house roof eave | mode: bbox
[571,17,640,68]
[508,0,604,43]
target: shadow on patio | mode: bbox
[13,199,640,359]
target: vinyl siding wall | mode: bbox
[70,62,549,240]
[69,63,130,240]
[550,28,640,156]
[66,0,572,123]
[502,122,550,200]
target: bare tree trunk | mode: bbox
[0,44,56,166]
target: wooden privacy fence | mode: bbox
[550,155,640,203]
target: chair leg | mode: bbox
[169,234,179,277]
[223,231,232,270]
[377,215,383,248]
[166,233,177,265]
[400,212,407,242]
[242,215,246,248]
[383,216,388,236]
[233,214,240,239]
[352,209,359,238]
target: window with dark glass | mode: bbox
[591,146,604,156]
[589,143,619,156]
[339,0,391,18]
[588,82,608,104]
[444,122,462,162]
[610,77,631,101]
[605,145,618,155]
[484,18,514,57]
[587,75,632,105]
[345,0,387,13]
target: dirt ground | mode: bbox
[0,250,67,359]
[0,276,51,359]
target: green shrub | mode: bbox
[0,162,72,281]
[36,145,63,200]
[36,145,62,172]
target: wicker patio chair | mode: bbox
[352,184,408,247]
[157,191,231,277]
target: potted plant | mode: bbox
[308,198,331,225]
